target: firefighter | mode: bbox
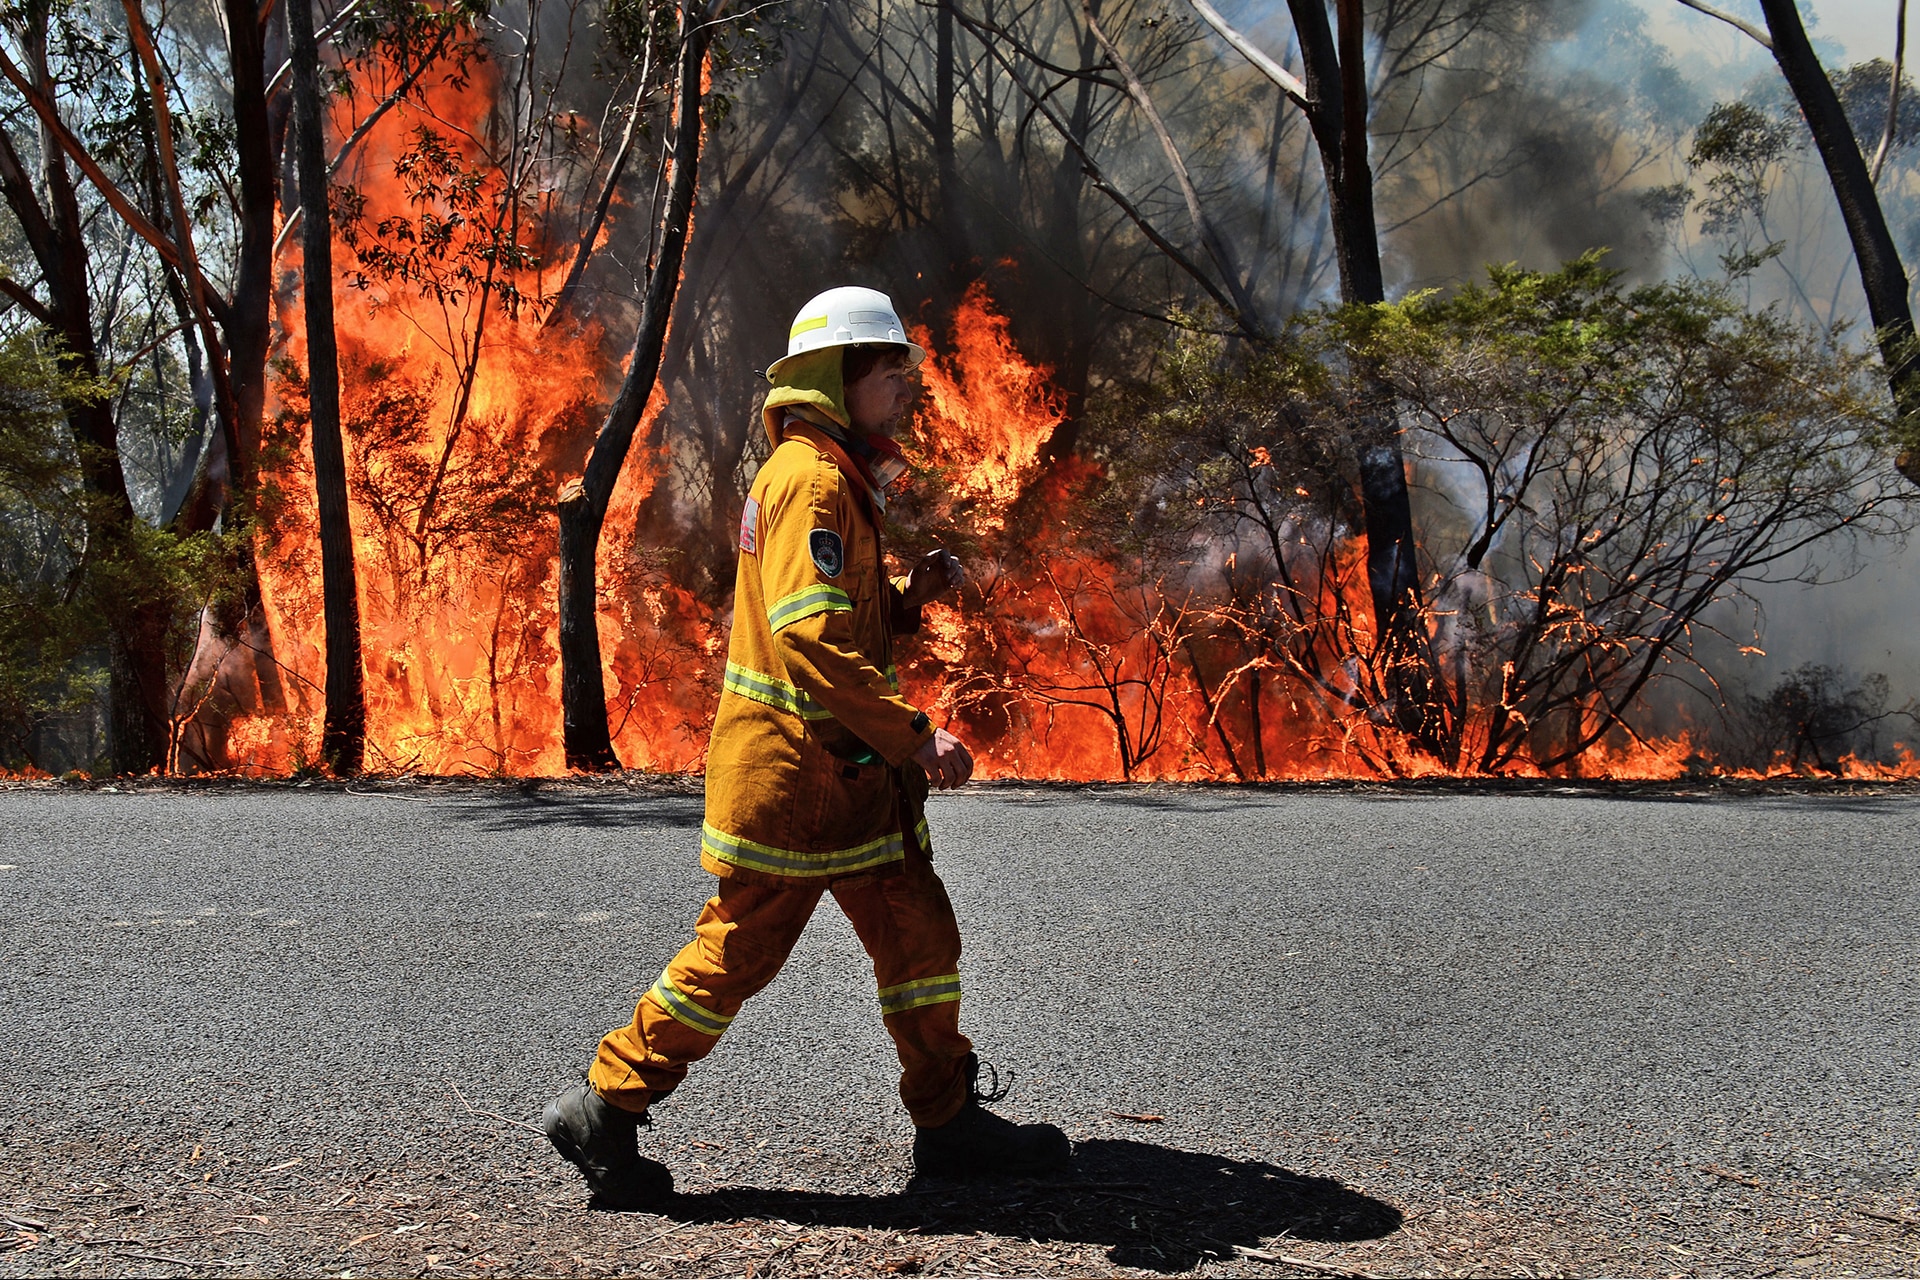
[542,286,1071,1209]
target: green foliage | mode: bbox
[335,123,544,318]
[1091,255,1911,775]
[1833,59,1920,161]
[0,327,237,769]
[1687,101,1794,242]
[0,328,106,765]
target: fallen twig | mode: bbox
[1701,1164,1764,1188]
[114,1250,244,1268]
[1232,1245,1383,1278]
[447,1081,545,1135]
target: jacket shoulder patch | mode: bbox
[739,496,760,554]
[809,528,844,578]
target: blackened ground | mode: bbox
[1,776,1916,1278]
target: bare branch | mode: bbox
[120,0,237,372]
[1184,0,1310,109]
[0,274,52,324]
[1873,0,1908,183]
[265,0,364,96]
[0,43,189,279]
[1672,0,1774,51]
[952,5,1255,333]
[545,71,650,327]
[1081,0,1260,326]
[273,21,454,260]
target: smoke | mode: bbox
[657,0,1920,759]
[1303,0,1920,731]
[1373,1,1676,291]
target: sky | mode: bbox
[1633,0,1907,64]
[1799,0,1903,60]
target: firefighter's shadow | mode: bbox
[451,791,705,831]
[665,1138,1402,1273]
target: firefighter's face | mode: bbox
[845,353,916,436]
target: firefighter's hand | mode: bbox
[902,548,965,609]
[912,727,974,790]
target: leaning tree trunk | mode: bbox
[288,0,366,774]
[558,2,713,771]
[1755,0,1920,479]
[1288,0,1438,749]
[130,0,288,769]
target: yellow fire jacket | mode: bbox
[701,420,936,884]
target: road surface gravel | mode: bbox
[1,778,1916,1277]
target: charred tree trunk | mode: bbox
[1754,0,1920,478]
[132,0,288,768]
[221,0,293,727]
[1288,0,1434,745]
[225,0,282,495]
[288,0,366,774]
[558,2,712,771]
[1035,18,1100,462]
[933,0,972,288]
[935,0,956,231]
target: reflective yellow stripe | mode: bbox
[790,314,829,339]
[702,822,906,878]
[646,973,733,1037]
[723,662,832,720]
[768,584,853,633]
[878,972,962,1016]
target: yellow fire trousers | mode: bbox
[588,845,973,1128]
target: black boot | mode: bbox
[541,1081,673,1210]
[912,1055,1071,1179]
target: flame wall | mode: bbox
[224,56,1919,785]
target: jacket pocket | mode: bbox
[793,728,896,854]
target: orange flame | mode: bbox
[251,58,718,777]
[908,282,1065,529]
[221,55,1920,785]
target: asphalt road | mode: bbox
[2,781,1917,1276]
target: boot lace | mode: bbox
[968,1054,1014,1104]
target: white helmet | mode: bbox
[767,286,926,384]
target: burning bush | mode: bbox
[1722,664,1918,776]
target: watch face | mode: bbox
[809,528,844,578]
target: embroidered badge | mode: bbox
[739,497,759,554]
[809,528,844,578]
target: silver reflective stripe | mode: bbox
[702,822,907,878]
[767,584,853,633]
[877,972,962,1016]
[647,973,733,1037]
[723,663,832,720]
